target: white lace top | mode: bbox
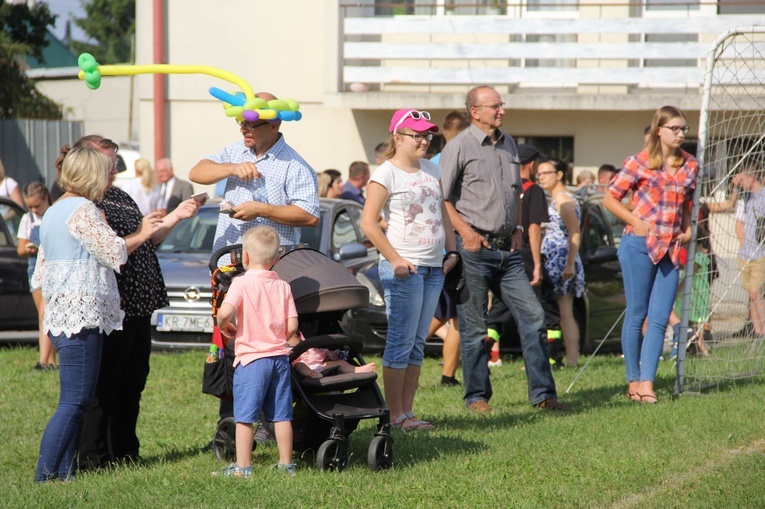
[31,197,128,337]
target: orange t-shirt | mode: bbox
[222,269,297,367]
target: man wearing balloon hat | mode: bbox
[190,92,320,266]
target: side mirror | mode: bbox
[588,245,618,264]
[333,242,368,262]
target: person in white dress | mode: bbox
[122,158,161,215]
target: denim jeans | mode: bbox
[617,234,679,382]
[457,237,558,406]
[379,259,445,369]
[36,328,103,482]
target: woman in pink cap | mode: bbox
[361,109,458,431]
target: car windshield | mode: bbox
[156,207,327,253]
[299,212,324,250]
[156,207,219,253]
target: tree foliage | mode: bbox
[0,1,62,119]
[72,0,135,64]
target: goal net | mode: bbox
[677,26,765,394]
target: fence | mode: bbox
[677,25,765,393]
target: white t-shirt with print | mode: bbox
[0,177,19,198]
[371,159,445,267]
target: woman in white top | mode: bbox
[17,182,56,370]
[361,108,457,432]
[122,158,161,215]
[32,147,161,483]
[0,157,24,208]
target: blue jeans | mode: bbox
[618,234,679,382]
[36,328,103,482]
[379,260,445,369]
[457,237,558,406]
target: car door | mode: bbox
[579,200,626,344]
[330,204,378,273]
[0,199,37,329]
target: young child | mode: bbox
[216,226,298,477]
[291,332,376,379]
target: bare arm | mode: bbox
[558,199,581,280]
[736,219,745,247]
[677,203,692,244]
[528,223,542,286]
[231,202,318,227]
[9,186,24,209]
[360,181,416,276]
[151,198,201,245]
[189,159,241,185]
[286,316,299,342]
[217,302,237,338]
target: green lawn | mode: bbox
[2,346,764,509]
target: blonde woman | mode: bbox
[361,108,457,431]
[33,147,161,482]
[123,158,161,215]
[604,105,698,404]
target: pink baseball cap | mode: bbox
[389,109,439,134]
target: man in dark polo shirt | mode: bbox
[440,85,569,413]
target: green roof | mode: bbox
[24,29,78,69]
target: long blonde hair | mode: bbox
[645,105,686,170]
[134,158,156,191]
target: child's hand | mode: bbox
[221,322,237,338]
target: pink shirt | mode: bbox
[222,269,297,367]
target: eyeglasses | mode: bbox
[473,102,505,110]
[393,110,431,134]
[660,125,690,135]
[398,132,433,143]
[110,161,119,170]
[238,120,269,130]
[537,171,556,177]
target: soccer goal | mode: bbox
[676,26,765,394]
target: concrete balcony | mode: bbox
[327,1,764,111]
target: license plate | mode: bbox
[157,314,213,333]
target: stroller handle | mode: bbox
[209,244,243,272]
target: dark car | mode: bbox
[0,197,38,339]
[347,191,627,356]
[150,198,383,348]
[494,191,626,355]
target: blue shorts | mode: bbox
[233,356,293,423]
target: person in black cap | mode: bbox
[485,143,562,367]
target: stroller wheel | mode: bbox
[213,417,250,462]
[367,435,393,471]
[316,439,348,472]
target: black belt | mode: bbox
[460,227,512,249]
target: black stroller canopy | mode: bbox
[273,248,369,314]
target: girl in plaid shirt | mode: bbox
[604,106,699,404]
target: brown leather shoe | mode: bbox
[467,400,492,412]
[535,398,572,412]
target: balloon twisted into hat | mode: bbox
[76,53,302,123]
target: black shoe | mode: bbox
[440,376,461,387]
[33,362,47,371]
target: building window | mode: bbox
[718,0,765,14]
[646,0,699,11]
[527,0,578,12]
[644,34,698,67]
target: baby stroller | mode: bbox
[203,245,393,472]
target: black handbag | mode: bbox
[202,341,234,399]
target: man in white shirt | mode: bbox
[156,157,194,214]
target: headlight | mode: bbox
[356,272,385,307]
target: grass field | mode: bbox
[2,346,764,509]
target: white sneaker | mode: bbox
[488,358,503,367]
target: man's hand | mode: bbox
[231,201,264,221]
[461,229,491,252]
[509,228,523,252]
[231,162,260,181]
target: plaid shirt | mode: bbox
[608,149,699,267]
[207,136,319,265]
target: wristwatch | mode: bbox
[514,225,524,234]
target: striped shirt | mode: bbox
[207,136,319,265]
[439,123,522,237]
[608,149,698,267]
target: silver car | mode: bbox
[150,198,381,348]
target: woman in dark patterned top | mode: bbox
[60,136,202,469]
